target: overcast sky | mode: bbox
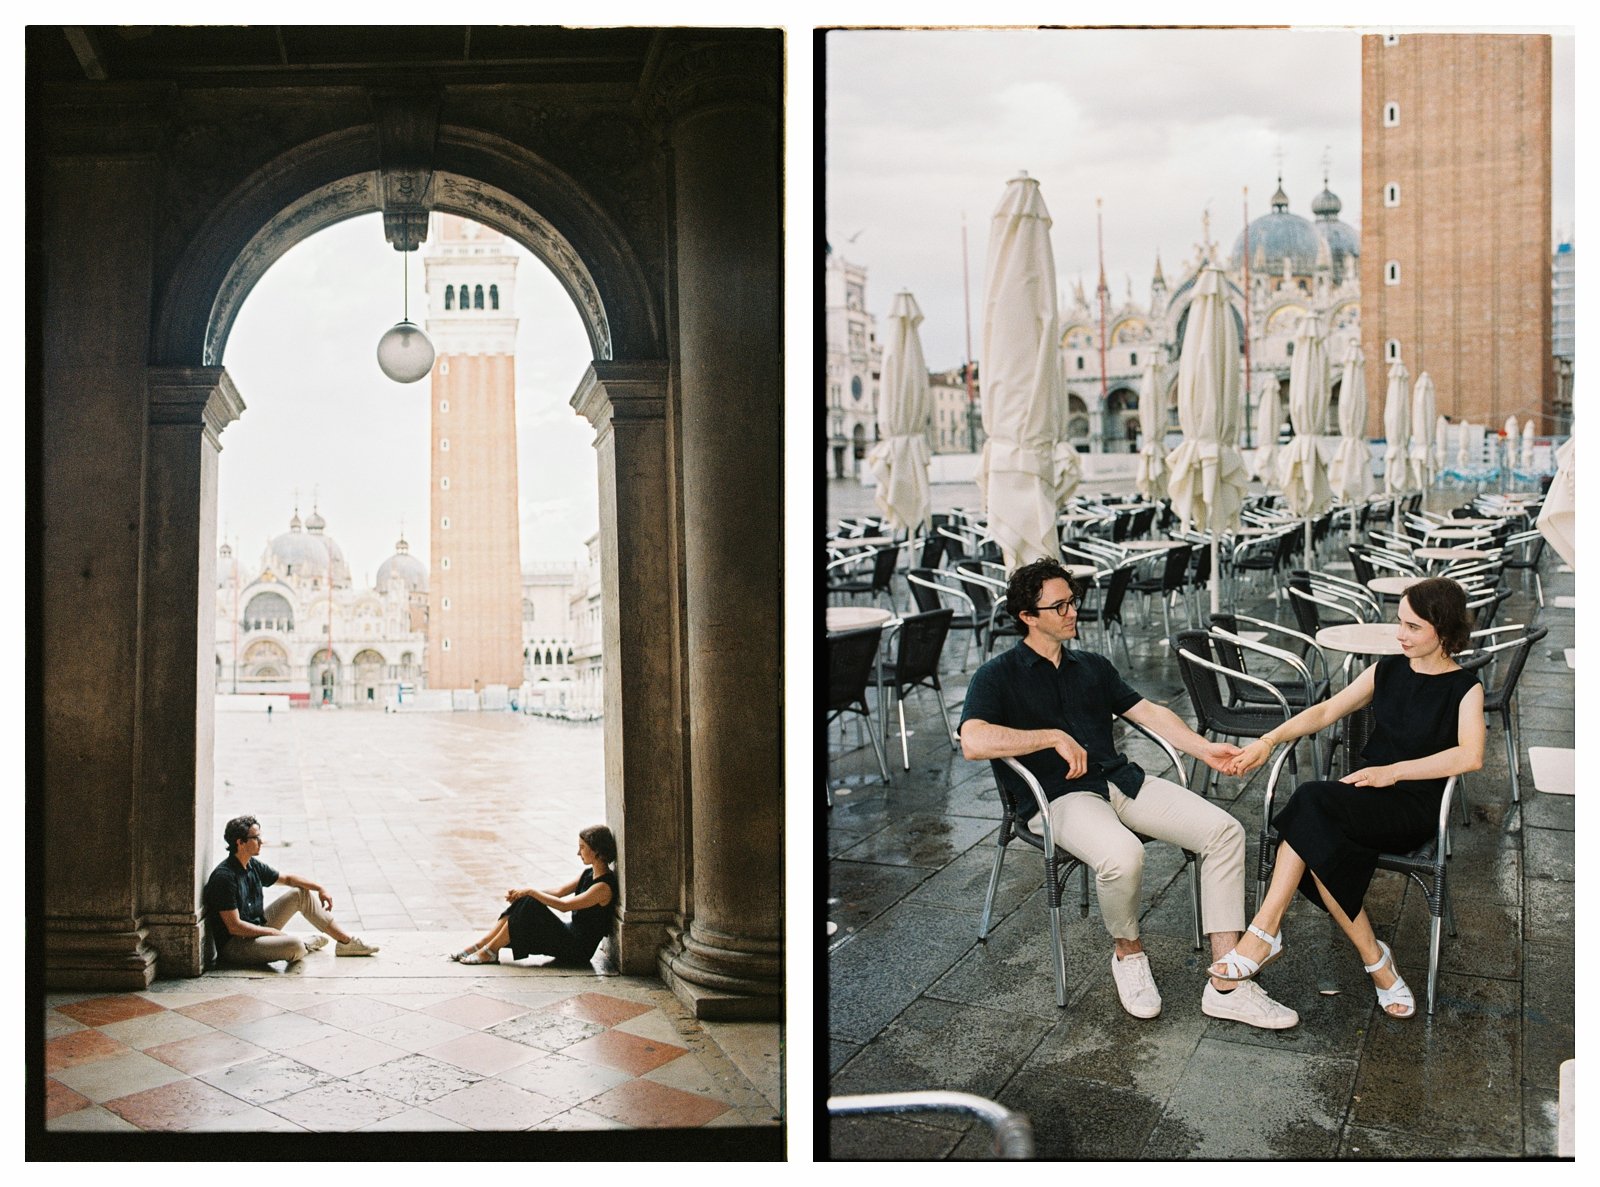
[219,212,597,588]
[825,26,1576,372]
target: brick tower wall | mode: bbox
[1360,33,1553,434]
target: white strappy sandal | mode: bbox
[1209,924,1285,981]
[1364,940,1416,1018]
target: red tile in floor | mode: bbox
[145,1030,273,1075]
[175,994,285,1028]
[56,994,168,1028]
[45,1077,91,1120]
[560,1029,688,1076]
[582,1078,731,1129]
[420,993,530,1029]
[546,992,654,1027]
[103,1077,255,1132]
[45,1029,131,1074]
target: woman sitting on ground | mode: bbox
[1214,577,1484,1019]
[453,824,617,966]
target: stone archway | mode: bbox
[37,28,782,1018]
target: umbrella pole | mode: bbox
[1210,535,1221,616]
[1304,518,1313,568]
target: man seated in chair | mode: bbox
[959,559,1297,1030]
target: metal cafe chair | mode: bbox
[1453,623,1549,805]
[827,544,900,610]
[1073,563,1135,667]
[1253,711,1460,1016]
[826,625,891,789]
[829,1092,1034,1159]
[975,718,1205,1009]
[908,568,983,670]
[1174,630,1297,796]
[1206,622,1330,779]
[875,608,960,769]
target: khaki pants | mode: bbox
[219,886,340,965]
[1039,774,1246,940]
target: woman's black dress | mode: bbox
[1272,655,1479,919]
[500,867,617,963]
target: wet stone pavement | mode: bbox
[41,710,782,1150]
[826,488,1573,1160]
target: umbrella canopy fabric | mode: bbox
[978,174,1074,568]
[1276,310,1332,517]
[1456,420,1472,467]
[1538,436,1576,568]
[1407,372,1437,490]
[866,290,933,535]
[1382,359,1411,494]
[1166,267,1247,612]
[1521,419,1537,469]
[1134,358,1169,500]
[1434,414,1450,471]
[1504,415,1520,471]
[1253,375,1281,483]
[1328,339,1370,503]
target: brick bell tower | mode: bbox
[423,214,524,690]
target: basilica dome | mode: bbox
[377,535,428,592]
[1230,178,1358,282]
[261,507,351,587]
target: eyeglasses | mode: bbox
[245,833,263,843]
[1032,598,1080,616]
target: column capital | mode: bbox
[571,359,669,434]
[648,36,780,126]
[146,365,245,448]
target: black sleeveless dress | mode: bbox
[500,868,617,963]
[1272,655,1479,919]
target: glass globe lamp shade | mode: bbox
[376,320,436,383]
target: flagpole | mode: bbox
[1096,199,1109,450]
[1241,187,1253,451]
[962,214,978,454]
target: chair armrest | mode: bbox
[1116,715,1189,789]
[828,1092,1033,1160]
[1176,646,1294,723]
[1001,757,1059,854]
[1260,739,1298,821]
[1231,613,1331,684]
[1211,627,1318,708]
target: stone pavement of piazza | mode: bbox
[41,712,781,1145]
[825,478,1573,1159]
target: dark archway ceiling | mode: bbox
[29,25,664,91]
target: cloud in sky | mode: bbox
[826,26,1575,371]
[220,213,597,586]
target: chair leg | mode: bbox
[1188,854,1203,950]
[1050,902,1068,1008]
[896,697,911,771]
[1426,911,1443,1016]
[1503,708,1520,803]
[933,680,960,750]
[863,707,891,784]
[1078,863,1090,915]
[978,837,1006,940]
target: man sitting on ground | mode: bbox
[958,558,1297,1029]
[204,815,380,965]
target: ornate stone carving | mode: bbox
[370,89,442,251]
[436,174,613,360]
[648,39,780,124]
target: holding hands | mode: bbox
[1224,738,1275,777]
[1198,740,1245,773]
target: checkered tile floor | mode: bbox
[44,931,781,1134]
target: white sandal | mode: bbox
[459,948,500,965]
[1209,924,1285,981]
[1364,940,1415,1018]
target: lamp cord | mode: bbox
[403,250,409,322]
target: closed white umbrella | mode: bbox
[1456,420,1472,468]
[1253,375,1280,484]
[1521,418,1537,470]
[978,173,1072,567]
[1134,357,1168,501]
[1166,266,1247,613]
[1408,372,1437,507]
[1504,414,1520,475]
[1328,338,1370,508]
[1434,414,1450,473]
[1538,436,1575,567]
[1382,359,1411,496]
[866,290,933,535]
[1277,311,1332,524]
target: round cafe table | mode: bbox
[1367,575,1420,598]
[826,606,894,634]
[1316,622,1403,657]
[828,535,895,549]
[1415,546,1492,570]
[1424,526,1495,543]
[1063,563,1099,580]
[1117,539,1179,551]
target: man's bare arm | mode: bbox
[960,719,1088,779]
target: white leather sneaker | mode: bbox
[1201,979,1299,1030]
[1110,950,1162,1019]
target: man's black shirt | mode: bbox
[959,639,1146,815]
[203,854,279,931]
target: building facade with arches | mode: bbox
[34,26,782,1020]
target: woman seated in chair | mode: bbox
[1215,577,1484,1018]
[452,825,617,966]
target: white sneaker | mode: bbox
[1110,950,1162,1019]
[303,934,330,953]
[1201,979,1299,1030]
[335,936,380,957]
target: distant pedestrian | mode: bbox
[266,703,273,722]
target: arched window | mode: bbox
[474,285,484,309]
[457,284,469,309]
[444,287,454,310]
[490,284,499,309]
[532,649,542,665]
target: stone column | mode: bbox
[138,368,245,977]
[657,40,783,1019]
[40,143,162,989]
[572,361,684,974]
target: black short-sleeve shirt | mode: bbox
[203,855,279,931]
[959,639,1147,810]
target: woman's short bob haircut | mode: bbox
[1399,576,1472,655]
[580,824,617,865]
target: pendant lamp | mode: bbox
[376,247,435,383]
